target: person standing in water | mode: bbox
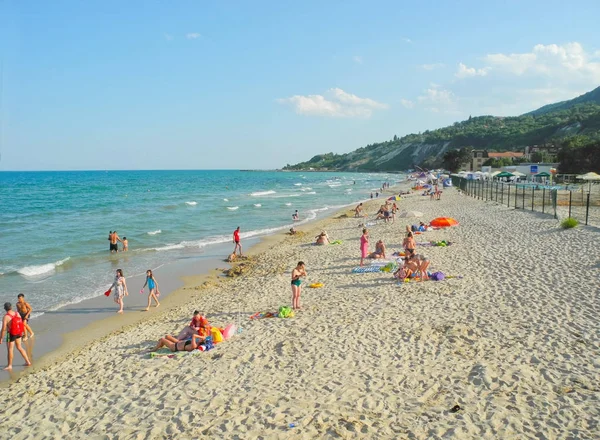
[1,302,32,370]
[291,261,306,310]
[141,269,160,311]
[109,231,122,253]
[233,227,242,256]
[106,269,128,313]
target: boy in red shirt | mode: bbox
[233,227,242,256]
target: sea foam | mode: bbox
[250,190,276,196]
[17,257,71,278]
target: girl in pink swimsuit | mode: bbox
[360,228,369,266]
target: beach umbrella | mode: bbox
[575,171,600,192]
[388,195,401,201]
[512,171,526,177]
[495,171,514,178]
[430,217,459,227]
[535,172,551,177]
[398,210,423,218]
[575,172,600,180]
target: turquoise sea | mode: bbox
[0,170,400,317]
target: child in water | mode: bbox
[122,237,128,251]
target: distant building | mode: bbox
[524,144,560,160]
[469,150,525,171]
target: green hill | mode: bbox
[283,88,600,172]
[525,86,600,116]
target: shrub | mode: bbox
[561,217,579,229]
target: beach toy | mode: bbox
[278,306,293,318]
[308,282,323,288]
[104,289,111,297]
[140,289,144,294]
[222,324,237,340]
[211,327,223,343]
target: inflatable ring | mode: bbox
[308,283,324,288]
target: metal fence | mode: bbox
[451,177,600,227]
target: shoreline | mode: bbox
[2,187,399,383]
[3,182,594,438]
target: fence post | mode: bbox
[532,188,535,211]
[552,189,558,219]
[515,186,518,209]
[507,184,510,207]
[542,188,545,213]
[495,181,498,202]
[501,182,504,204]
[522,186,525,210]
[568,191,572,218]
[585,193,590,225]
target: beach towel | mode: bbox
[351,266,383,273]
[329,240,343,245]
[249,311,278,320]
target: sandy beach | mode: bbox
[1,184,599,439]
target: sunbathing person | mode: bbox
[405,254,420,276]
[394,257,413,281]
[177,311,210,340]
[152,333,206,352]
[369,239,386,259]
[315,231,330,245]
[416,254,431,281]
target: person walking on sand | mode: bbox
[291,261,306,310]
[233,226,243,256]
[1,302,32,370]
[106,269,128,313]
[360,228,369,266]
[141,269,160,311]
[16,293,34,341]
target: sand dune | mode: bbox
[1,186,598,439]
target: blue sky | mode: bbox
[1,0,599,170]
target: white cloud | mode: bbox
[482,42,600,81]
[402,37,412,43]
[400,99,414,109]
[329,88,389,109]
[277,88,389,118]
[421,63,445,71]
[353,55,363,64]
[417,85,460,114]
[455,62,489,78]
[164,33,174,41]
[186,33,202,39]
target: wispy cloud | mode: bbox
[277,88,389,118]
[186,33,202,39]
[421,63,445,71]
[400,99,414,109]
[402,37,412,43]
[353,55,363,65]
[417,84,460,114]
[164,33,174,41]
[455,62,489,78]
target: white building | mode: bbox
[503,163,558,178]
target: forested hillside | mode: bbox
[283,93,600,172]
